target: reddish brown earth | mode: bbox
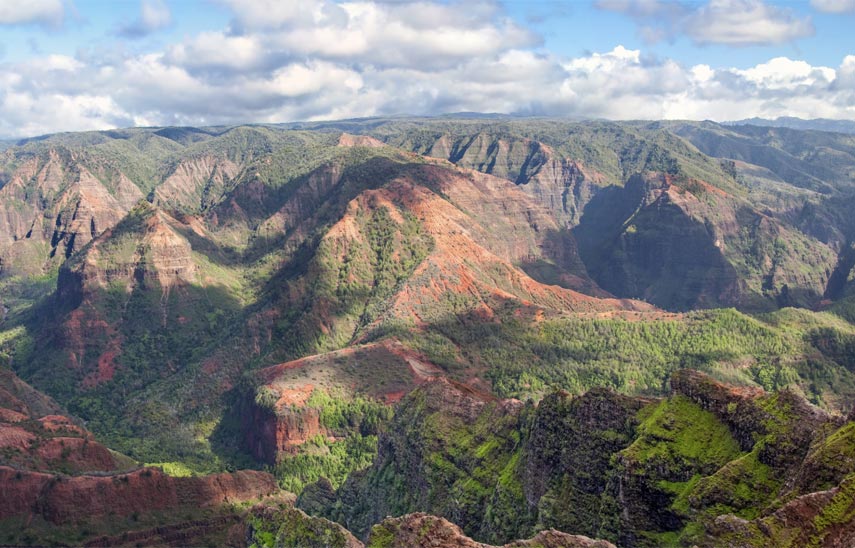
[338,133,385,148]
[153,155,240,211]
[33,437,120,472]
[354,169,654,324]
[369,513,616,548]
[0,149,143,276]
[243,402,325,464]
[0,466,277,524]
[83,514,246,548]
[0,368,282,543]
[242,160,659,463]
[55,204,206,388]
[0,369,127,474]
[245,340,444,463]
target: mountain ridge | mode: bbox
[3,117,855,546]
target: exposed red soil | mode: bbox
[0,424,36,450]
[338,133,386,148]
[0,408,27,423]
[34,437,120,472]
[38,414,86,435]
[0,466,278,524]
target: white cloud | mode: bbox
[166,32,265,72]
[0,1,854,138]
[599,0,814,46]
[686,0,814,45]
[0,0,64,26]
[211,0,538,70]
[736,57,835,90]
[811,0,855,13]
[117,0,172,38]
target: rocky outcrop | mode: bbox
[59,203,198,296]
[49,202,207,388]
[523,389,647,538]
[243,340,447,463]
[339,133,385,149]
[396,131,604,228]
[247,504,363,548]
[0,466,277,524]
[0,148,143,277]
[325,378,525,542]
[572,171,836,310]
[670,369,768,450]
[314,371,855,547]
[366,513,616,548]
[83,514,246,548]
[0,368,129,474]
[242,398,324,464]
[153,155,240,211]
[704,474,855,547]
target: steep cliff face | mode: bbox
[572,172,836,310]
[0,368,280,547]
[45,203,204,389]
[235,151,647,382]
[367,120,841,311]
[5,121,855,547]
[153,155,240,212]
[325,378,527,543]
[243,340,444,464]
[312,371,855,548]
[243,397,325,464]
[411,131,603,228]
[0,148,144,277]
[523,389,648,539]
[0,466,277,527]
[704,475,855,547]
[60,202,199,293]
[366,513,616,548]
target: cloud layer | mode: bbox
[597,0,815,46]
[0,0,853,138]
[0,0,64,27]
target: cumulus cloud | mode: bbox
[598,0,814,46]
[0,0,853,138]
[0,0,64,27]
[117,0,171,38]
[210,0,538,70]
[811,0,855,13]
[686,0,814,45]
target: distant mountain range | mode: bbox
[726,116,855,135]
[3,117,855,546]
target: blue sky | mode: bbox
[0,0,853,137]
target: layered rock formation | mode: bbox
[0,466,277,524]
[3,120,855,546]
[366,513,616,548]
[306,371,855,548]
[0,148,144,277]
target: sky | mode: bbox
[0,0,853,138]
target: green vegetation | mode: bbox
[389,307,848,405]
[321,384,531,543]
[247,505,355,548]
[270,389,391,494]
[625,396,742,467]
[145,461,196,477]
[273,434,378,495]
[4,119,855,546]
